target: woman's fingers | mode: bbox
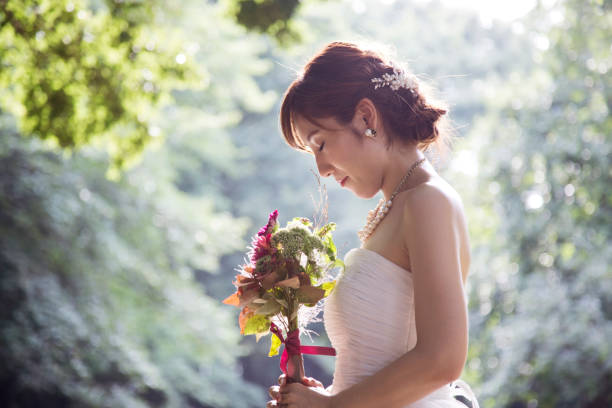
[301,377,314,386]
[265,400,278,408]
[278,374,286,386]
[279,383,301,403]
[301,376,323,388]
[268,385,280,400]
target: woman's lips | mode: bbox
[340,176,348,187]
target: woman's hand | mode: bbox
[267,374,332,408]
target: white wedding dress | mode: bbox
[324,248,479,408]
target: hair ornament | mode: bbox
[371,68,418,93]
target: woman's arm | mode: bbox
[330,185,469,408]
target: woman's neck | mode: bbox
[380,146,431,200]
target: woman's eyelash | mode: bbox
[318,142,325,152]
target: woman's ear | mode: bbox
[352,98,378,131]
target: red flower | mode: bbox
[257,209,279,236]
[251,232,275,263]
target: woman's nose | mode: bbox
[315,154,333,178]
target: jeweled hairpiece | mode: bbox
[371,68,418,92]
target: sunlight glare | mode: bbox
[414,0,536,23]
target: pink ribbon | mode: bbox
[270,322,336,375]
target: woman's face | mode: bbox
[292,114,386,199]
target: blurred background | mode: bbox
[0,0,610,407]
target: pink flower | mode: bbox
[258,209,279,236]
[251,233,274,263]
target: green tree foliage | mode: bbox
[0,122,262,407]
[225,0,303,45]
[0,0,294,407]
[0,0,198,171]
[462,0,612,406]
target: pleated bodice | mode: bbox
[323,248,478,408]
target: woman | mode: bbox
[267,41,479,408]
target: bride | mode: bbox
[266,41,479,408]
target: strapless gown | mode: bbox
[324,248,479,408]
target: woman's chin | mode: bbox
[351,187,379,200]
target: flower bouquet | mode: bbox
[223,210,342,383]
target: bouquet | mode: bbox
[223,210,342,383]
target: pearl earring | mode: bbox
[364,128,377,138]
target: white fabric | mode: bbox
[324,248,479,408]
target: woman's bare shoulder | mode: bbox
[400,177,464,220]
[399,177,471,281]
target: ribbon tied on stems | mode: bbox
[270,322,336,379]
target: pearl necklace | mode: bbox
[358,158,426,243]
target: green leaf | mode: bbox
[316,222,336,238]
[296,285,325,304]
[269,332,282,357]
[243,314,270,335]
[320,281,336,297]
[324,233,337,258]
[255,298,282,316]
[305,261,315,276]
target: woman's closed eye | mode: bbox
[318,141,325,152]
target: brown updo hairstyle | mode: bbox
[280,41,450,154]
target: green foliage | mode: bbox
[243,314,270,335]
[272,226,324,260]
[225,0,303,45]
[0,127,262,407]
[255,296,282,316]
[0,0,198,172]
[0,0,302,406]
[320,281,336,297]
[460,0,612,406]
